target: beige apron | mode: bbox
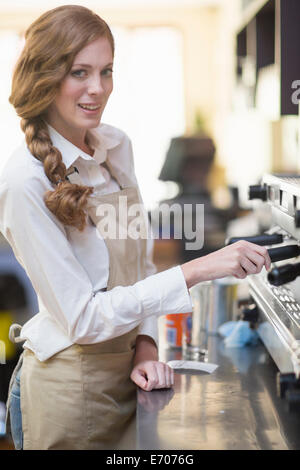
[20,164,148,450]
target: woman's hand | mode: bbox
[130,360,174,392]
[131,334,174,391]
[181,240,272,289]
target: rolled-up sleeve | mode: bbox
[0,174,192,347]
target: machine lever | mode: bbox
[268,245,300,263]
[226,234,283,246]
[268,262,300,286]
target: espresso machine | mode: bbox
[227,174,300,411]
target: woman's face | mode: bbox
[47,36,113,144]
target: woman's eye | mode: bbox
[102,68,113,77]
[71,69,87,78]
[71,68,113,78]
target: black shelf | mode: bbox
[236,0,300,116]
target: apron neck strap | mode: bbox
[101,161,125,190]
[66,163,126,190]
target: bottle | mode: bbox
[165,313,192,349]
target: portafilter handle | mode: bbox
[268,245,300,263]
[268,263,300,287]
[226,234,283,246]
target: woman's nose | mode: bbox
[88,76,104,95]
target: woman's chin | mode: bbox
[78,116,102,129]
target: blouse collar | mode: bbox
[46,122,122,170]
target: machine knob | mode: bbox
[248,184,267,201]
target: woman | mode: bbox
[0,5,271,450]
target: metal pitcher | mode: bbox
[207,276,239,335]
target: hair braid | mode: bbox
[21,117,93,231]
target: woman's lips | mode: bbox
[78,103,102,114]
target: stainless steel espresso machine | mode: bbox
[227,174,300,411]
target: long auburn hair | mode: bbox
[9,5,115,231]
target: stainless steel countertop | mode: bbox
[136,335,300,450]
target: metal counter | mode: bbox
[137,335,300,450]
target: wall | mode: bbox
[0,3,221,137]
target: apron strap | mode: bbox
[66,163,125,190]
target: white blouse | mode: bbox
[0,122,192,361]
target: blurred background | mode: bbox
[3,0,299,211]
[0,0,300,446]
